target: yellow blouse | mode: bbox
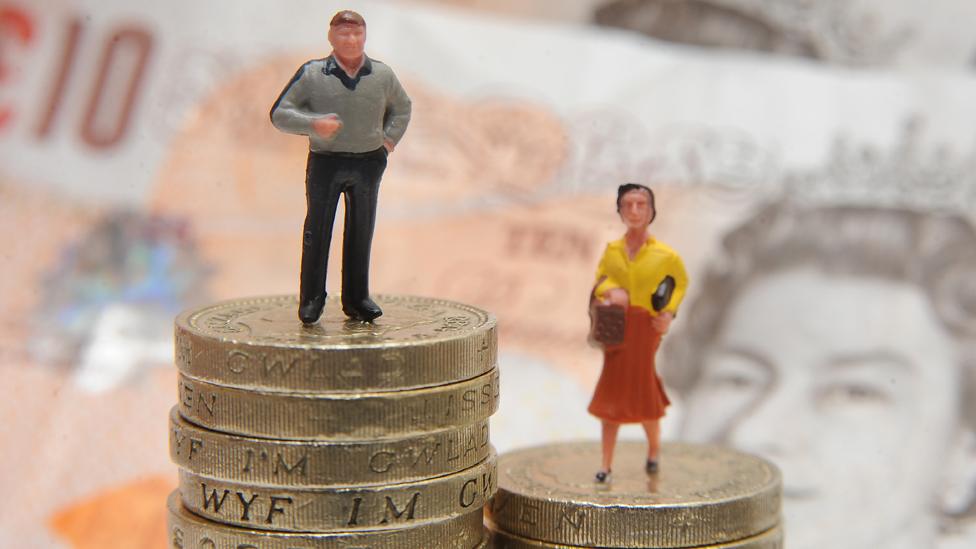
[594,236,689,316]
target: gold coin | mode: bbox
[178,452,496,532]
[488,524,783,548]
[166,491,488,548]
[177,368,499,441]
[486,442,781,548]
[169,407,491,487]
[175,295,496,392]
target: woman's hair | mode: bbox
[616,183,656,224]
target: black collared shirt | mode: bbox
[323,55,373,91]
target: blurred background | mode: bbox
[2,0,976,547]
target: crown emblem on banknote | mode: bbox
[782,116,976,215]
[597,0,914,65]
[702,0,915,63]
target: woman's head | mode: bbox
[616,183,656,229]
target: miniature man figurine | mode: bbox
[588,184,689,482]
[270,10,411,324]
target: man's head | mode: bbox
[328,10,366,64]
[665,201,976,547]
[616,183,656,228]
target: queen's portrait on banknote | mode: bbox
[587,184,689,482]
[665,201,976,548]
[270,9,411,325]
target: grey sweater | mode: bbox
[270,55,411,154]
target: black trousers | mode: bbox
[300,148,387,308]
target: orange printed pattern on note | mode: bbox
[49,476,174,549]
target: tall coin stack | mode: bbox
[166,295,499,548]
[487,441,783,548]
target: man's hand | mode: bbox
[651,312,673,334]
[383,138,395,154]
[312,114,342,138]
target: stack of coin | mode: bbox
[166,295,499,548]
[486,441,783,548]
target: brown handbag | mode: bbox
[588,276,626,347]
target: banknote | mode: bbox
[2,1,976,548]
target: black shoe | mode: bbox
[298,296,325,325]
[342,297,383,322]
[645,459,659,474]
[594,469,612,483]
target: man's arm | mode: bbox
[382,72,412,151]
[270,63,319,136]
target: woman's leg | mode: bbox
[641,419,661,470]
[601,420,621,472]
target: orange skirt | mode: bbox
[588,306,669,423]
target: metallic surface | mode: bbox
[166,491,488,548]
[177,368,499,440]
[175,295,497,392]
[486,441,781,548]
[178,453,497,532]
[169,407,491,487]
[488,523,783,548]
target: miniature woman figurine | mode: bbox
[589,184,689,482]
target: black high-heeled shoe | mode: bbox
[595,469,612,483]
[645,458,659,474]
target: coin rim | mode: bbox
[178,451,498,532]
[176,367,500,440]
[486,441,782,548]
[167,491,489,548]
[487,523,784,548]
[169,407,492,487]
[176,295,498,393]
